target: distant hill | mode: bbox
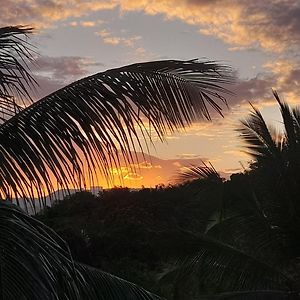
[13,186,103,215]
[12,151,233,214]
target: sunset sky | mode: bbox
[3,0,300,187]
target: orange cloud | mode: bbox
[4,1,300,54]
[0,1,117,28]
[124,172,143,180]
[176,153,205,159]
[5,2,116,29]
[68,20,104,27]
[130,161,162,169]
[96,29,141,47]
[98,152,210,188]
[80,21,97,27]
[172,161,181,167]
[119,0,300,53]
[103,36,122,45]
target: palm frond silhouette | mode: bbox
[175,161,222,184]
[0,25,233,299]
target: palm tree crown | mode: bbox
[161,94,300,299]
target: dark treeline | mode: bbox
[37,180,238,298]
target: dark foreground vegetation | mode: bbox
[38,95,300,299]
[37,185,221,298]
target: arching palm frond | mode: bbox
[0,26,36,120]
[76,263,161,300]
[0,200,161,299]
[0,59,233,206]
[159,231,295,295]
[0,25,236,299]
[206,211,293,264]
[238,91,300,171]
[175,161,222,184]
[237,102,281,164]
[273,91,297,153]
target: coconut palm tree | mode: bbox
[0,25,233,299]
[239,91,300,223]
[161,95,300,299]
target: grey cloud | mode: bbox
[282,69,300,88]
[0,0,47,26]
[232,75,275,104]
[28,55,104,99]
[33,75,65,99]
[32,56,104,83]
[242,1,300,51]
[0,0,117,28]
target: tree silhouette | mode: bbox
[0,26,233,299]
[162,95,300,299]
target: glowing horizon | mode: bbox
[2,0,299,189]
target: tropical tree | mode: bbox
[162,95,300,299]
[239,91,300,224]
[0,26,232,299]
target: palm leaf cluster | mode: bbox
[0,201,160,299]
[238,91,300,172]
[175,161,222,184]
[238,91,300,243]
[163,94,300,299]
[0,26,36,120]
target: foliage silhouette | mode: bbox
[37,187,222,298]
[0,26,233,299]
[174,161,223,184]
[161,94,300,299]
[0,27,233,210]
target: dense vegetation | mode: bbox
[36,185,221,298]
[38,96,300,299]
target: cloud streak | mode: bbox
[3,1,300,54]
[95,29,141,47]
[29,55,104,99]
[119,0,300,53]
[33,56,103,81]
[0,0,117,28]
